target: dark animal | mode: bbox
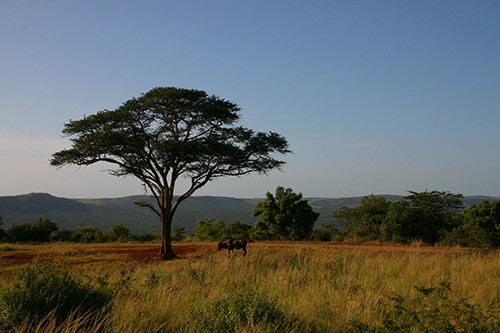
[218,238,248,256]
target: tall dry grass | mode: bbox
[5,245,499,332]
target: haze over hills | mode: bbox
[0,193,497,235]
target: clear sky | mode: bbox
[1,1,499,199]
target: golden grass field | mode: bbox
[0,242,499,332]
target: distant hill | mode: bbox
[0,193,497,235]
[0,193,259,234]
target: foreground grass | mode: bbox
[0,243,498,332]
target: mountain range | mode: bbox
[0,193,497,235]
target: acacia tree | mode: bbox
[51,87,290,259]
[402,190,463,243]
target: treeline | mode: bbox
[1,189,498,248]
[193,187,320,242]
[330,191,500,248]
[191,189,499,249]
[0,216,177,243]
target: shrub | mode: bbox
[194,218,226,241]
[223,221,252,240]
[144,270,160,288]
[108,224,130,242]
[31,217,58,242]
[134,232,161,242]
[6,223,33,243]
[310,222,340,242]
[49,229,73,242]
[440,226,494,248]
[171,226,186,241]
[350,281,499,332]
[0,263,113,330]
[442,200,500,249]
[71,226,107,243]
[6,218,58,243]
[190,290,295,332]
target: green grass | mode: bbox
[0,244,498,332]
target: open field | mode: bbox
[1,242,499,332]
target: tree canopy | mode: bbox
[252,187,319,240]
[5,217,58,243]
[51,87,290,259]
[194,219,252,241]
[442,199,500,248]
[330,190,491,246]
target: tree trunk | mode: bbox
[160,211,176,260]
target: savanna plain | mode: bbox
[0,242,498,332]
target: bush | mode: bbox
[194,219,253,241]
[49,229,74,242]
[6,217,58,243]
[31,217,58,242]
[442,200,500,249]
[6,223,33,243]
[172,226,186,241]
[351,281,499,332]
[440,227,494,248]
[108,224,130,242]
[71,226,107,243]
[224,221,252,240]
[133,232,161,242]
[0,263,113,330]
[310,222,340,242]
[194,218,226,241]
[190,290,295,332]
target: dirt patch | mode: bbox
[127,249,160,262]
[0,244,211,267]
[0,253,40,265]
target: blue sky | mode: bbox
[1,1,499,198]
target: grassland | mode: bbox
[0,242,498,332]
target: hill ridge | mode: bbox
[1,193,498,235]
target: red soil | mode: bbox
[0,242,491,268]
[0,244,211,266]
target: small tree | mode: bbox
[6,218,58,243]
[49,230,73,242]
[194,218,226,241]
[334,191,464,244]
[403,190,463,244]
[108,224,130,242]
[310,222,339,242]
[442,200,500,248]
[71,226,107,243]
[252,187,319,240]
[31,217,58,242]
[332,195,391,241]
[51,87,290,259]
[171,226,186,242]
[224,221,252,240]
[6,224,32,243]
